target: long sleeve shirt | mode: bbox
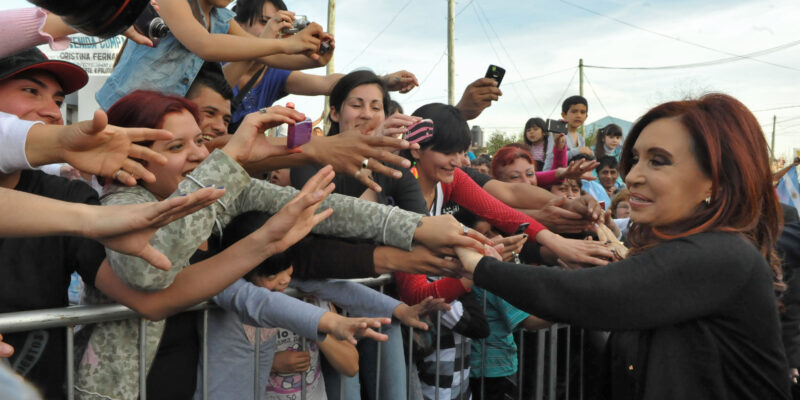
[473,232,791,400]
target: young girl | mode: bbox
[593,123,623,160]
[96,0,326,110]
[522,117,566,171]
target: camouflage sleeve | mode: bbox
[101,149,252,290]
[220,179,423,250]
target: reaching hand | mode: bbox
[287,22,323,57]
[92,187,226,270]
[303,124,416,192]
[413,215,493,256]
[525,196,592,234]
[374,245,463,277]
[265,10,296,39]
[561,194,604,223]
[382,70,419,93]
[539,232,613,267]
[320,313,391,345]
[455,77,502,120]
[393,297,451,330]
[272,350,310,373]
[256,165,336,256]
[372,113,421,139]
[492,233,526,262]
[553,132,566,150]
[47,110,173,186]
[0,333,13,358]
[222,106,305,163]
[556,159,600,181]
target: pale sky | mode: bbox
[5,0,800,158]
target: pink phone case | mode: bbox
[287,119,312,148]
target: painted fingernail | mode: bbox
[217,186,225,189]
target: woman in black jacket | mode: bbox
[454,93,791,400]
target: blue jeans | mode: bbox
[322,320,407,400]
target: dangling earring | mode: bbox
[704,196,711,206]
[410,160,419,179]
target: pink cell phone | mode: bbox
[287,118,312,148]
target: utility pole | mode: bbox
[771,115,777,162]
[447,0,455,105]
[324,0,335,132]
[578,58,584,136]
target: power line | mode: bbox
[582,71,611,117]
[753,104,800,113]
[504,66,576,85]
[403,49,448,102]
[473,1,545,115]
[341,0,413,71]
[559,0,800,72]
[470,2,531,114]
[549,68,578,119]
[455,0,475,17]
[584,39,800,71]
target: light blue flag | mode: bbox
[777,166,800,210]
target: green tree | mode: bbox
[484,130,517,156]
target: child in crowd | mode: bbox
[550,177,582,200]
[523,117,565,172]
[593,123,623,160]
[241,251,358,400]
[543,95,592,170]
[611,189,631,219]
[596,156,625,198]
[471,155,492,176]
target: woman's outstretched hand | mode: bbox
[256,165,336,256]
[92,187,225,270]
[413,215,493,256]
[222,106,306,163]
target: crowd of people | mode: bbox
[1,1,799,400]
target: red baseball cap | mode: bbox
[0,48,88,94]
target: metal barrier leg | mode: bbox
[203,309,209,400]
[565,326,571,400]
[301,337,307,400]
[255,327,261,400]
[67,326,74,400]
[536,330,545,400]
[407,326,413,400]
[375,285,384,400]
[579,329,584,400]
[435,311,441,400]
[459,339,465,400]
[480,293,487,400]
[139,318,147,400]
[517,329,524,400]
[548,325,557,400]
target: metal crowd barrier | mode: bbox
[0,274,586,400]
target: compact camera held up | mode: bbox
[133,3,169,47]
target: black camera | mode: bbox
[133,4,169,47]
[281,15,310,35]
[545,119,568,134]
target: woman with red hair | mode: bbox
[455,93,791,399]
[491,143,596,189]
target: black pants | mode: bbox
[469,376,515,400]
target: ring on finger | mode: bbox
[361,158,370,169]
[259,108,267,114]
[354,170,361,179]
[460,224,469,235]
[114,169,125,181]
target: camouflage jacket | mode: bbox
[74,150,422,400]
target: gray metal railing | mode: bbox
[0,274,585,400]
